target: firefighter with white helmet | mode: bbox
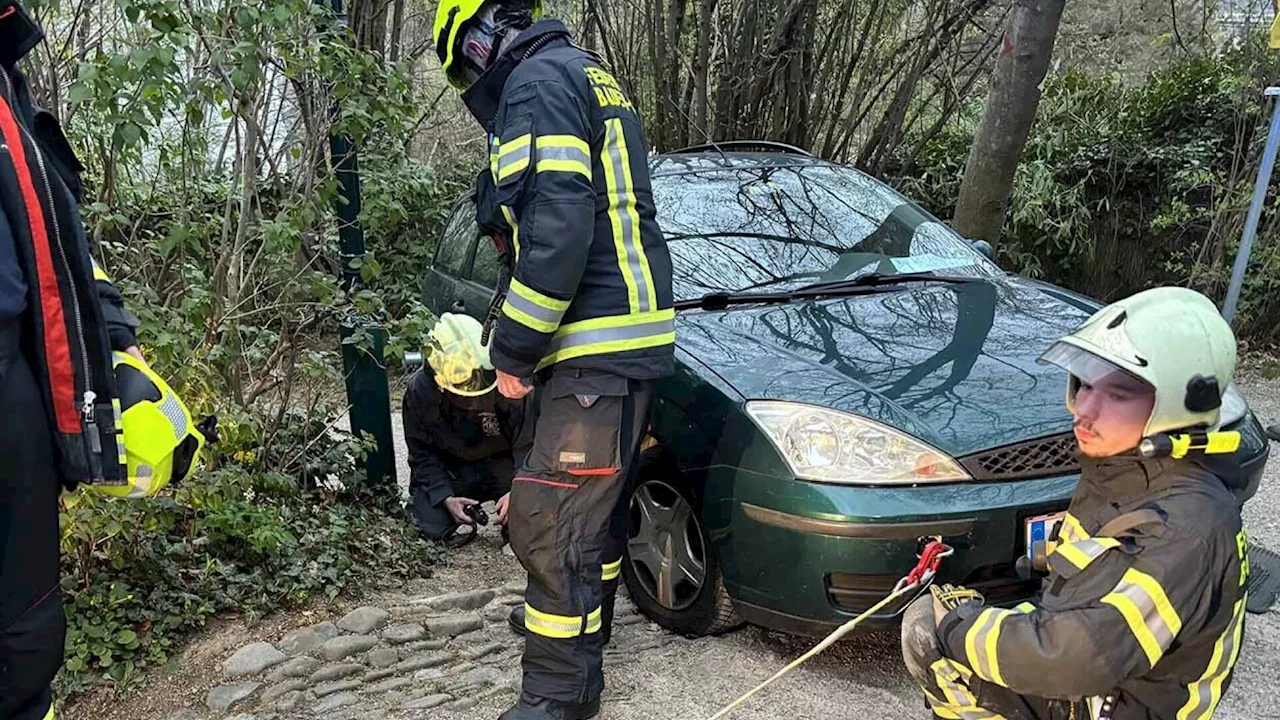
[402,313,531,544]
[900,286,1254,720]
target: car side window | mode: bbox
[469,233,502,288]
[433,203,477,277]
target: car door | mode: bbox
[423,198,479,317]
[457,222,504,321]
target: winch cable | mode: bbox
[705,538,954,720]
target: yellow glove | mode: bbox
[930,583,984,627]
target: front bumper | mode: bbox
[710,470,1079,638]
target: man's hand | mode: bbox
[125,345,145,362]
[930,583,984,628]
[496,369,531,400]
[443,496,480,525]
[495,492,510,525]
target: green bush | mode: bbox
[888,33,1280,340]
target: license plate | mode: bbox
[1025,510,1066,562]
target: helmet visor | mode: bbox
[1038,342,1154,393]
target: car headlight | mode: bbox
[1220,383,1248,427]
[745,401,971,485]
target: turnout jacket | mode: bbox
[403,370,530,508]
[461,20,675,381]
[0,2,137,487]
[937,455,1249,720]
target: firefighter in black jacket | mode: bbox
[403,313,528,544]
[434,0,675,716]
[901,286,1253,720]
[1,3,144,718]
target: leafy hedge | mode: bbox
[888,32,1280,341]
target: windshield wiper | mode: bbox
[792,271,977,297]
[673,271,979,312]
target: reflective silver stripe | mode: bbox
[930,659,1008,720]
[497,135,532,182]
[1177,596,1246,720]
[603,118,650,312]
[536,144,592,175]
[158,394,188,440]
[503,290,565,332]
[965,608,1002,686]
[1101,568,1181,666]
[543,314,675,357]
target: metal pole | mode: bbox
[321,0,396,490]
[1223,86,1280,326]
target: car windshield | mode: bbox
[651,163,1003,302]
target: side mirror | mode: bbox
[969,239,994,261]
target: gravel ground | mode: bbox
[63,368,1280,720]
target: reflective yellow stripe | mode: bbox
[41,703,54,720]
[1061,513,1089,543]
[497,134,532,182]
[964,608,1016,687]
[535,135,592,179]
[1177,595,1246,720]
[602,559,621,581]
[501,206,519,261]
[91,257,110,282]
[1101,568,1183,667]
[1052,537,1121,571]
[1014,602,1036,613]
[536,308,675,371]
[524,603,603,639]
[929,659,1008,720]
[601,117,655,314]
[502,278,571,333]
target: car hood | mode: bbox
[674,276,1099,457]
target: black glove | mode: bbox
[930,583,984,628]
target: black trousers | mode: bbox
[410,460,513,541]
[0,320,64,720]
[508,367,651,705]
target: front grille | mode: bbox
[959,433,1079,481]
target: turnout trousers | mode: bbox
[0,319,63,720]
[508,367,652,705]
[901,596,1090,720]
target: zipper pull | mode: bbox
[82,390,97,424]
[82,391,102,454]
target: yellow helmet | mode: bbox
[90,352,210,498]
[433,0,542,87]
[426,313,497,397]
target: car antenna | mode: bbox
[668,97,730,166]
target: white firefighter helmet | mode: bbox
[1037,286,1237,437]
[425,313,497,397]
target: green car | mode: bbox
[422,141,1271,638]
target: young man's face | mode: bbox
[1071,371,1157,458]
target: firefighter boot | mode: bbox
[498,692,600,720]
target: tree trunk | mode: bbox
[389,0,405,62]
[692,0,717,137]
[951,0,1065,244]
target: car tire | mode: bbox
[621,449,744,638]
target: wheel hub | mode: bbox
[626,479,707,611]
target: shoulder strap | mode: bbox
[1097,508,1165,539]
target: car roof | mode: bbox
[648,141,841,177]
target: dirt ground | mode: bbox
[59,365,1280,720]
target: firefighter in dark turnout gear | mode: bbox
[403,313,529,543]
[1,3,144,718]
[901,286,1253,720]
[434,0,674,716]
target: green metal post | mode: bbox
[322,0,395,489]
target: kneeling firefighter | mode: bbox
[433,0,676,716]
[0,4,209,717]
[402,312,530,545]
[900,286,1251,720]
